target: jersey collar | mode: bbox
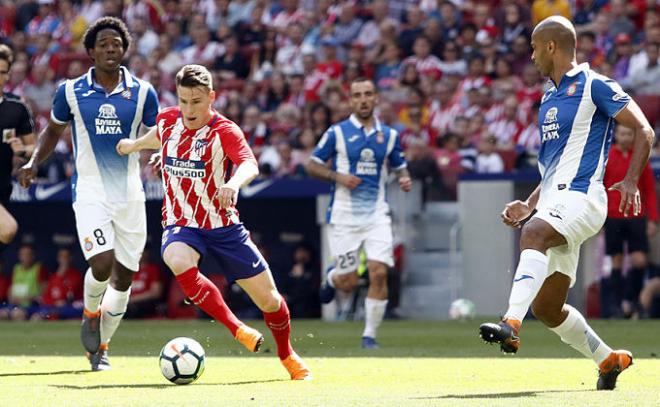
[557,62,589,89]
[85,66,134,94]
[349,113,382,137]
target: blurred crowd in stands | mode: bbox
[0,241,322,320]
[1,0,660,200]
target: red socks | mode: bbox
[263,299,293,360]
[176,267,242,336]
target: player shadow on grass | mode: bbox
[52,378,287,390]
[0,370,90,377]
[414,390,594,400]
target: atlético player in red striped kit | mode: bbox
[117,64,311,380]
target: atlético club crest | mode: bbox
[567,82,577,96]
[193,139,208,157]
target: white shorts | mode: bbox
[533,188,607,287]
[73,200,147,271]
[328,222,394,275]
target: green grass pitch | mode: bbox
[1,320,659,406]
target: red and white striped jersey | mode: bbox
[156,106,257,229]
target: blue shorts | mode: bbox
[160,223,268,283]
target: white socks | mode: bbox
[504,249,549,322]
[363,298,388,338]
[84,268,109,312]
[550,304,613,365]
[100,285,131,345]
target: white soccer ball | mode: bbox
[448,298,476,320]
[159,337,206,385]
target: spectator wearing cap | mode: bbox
[401,36,443,81]
[611,33,634,84]
[629,42,660,95]
[531,0,572,25]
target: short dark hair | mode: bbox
[349,76,376,90]
[0,44,13,69]
[176,64,213,91]
[83,16,131,53]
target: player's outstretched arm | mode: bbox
[18,119,67,187]
[609,100,655,217]
[305,159,362,189]
[116,126,159,156]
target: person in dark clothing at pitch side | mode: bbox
[0,44,35,253]
[602,124,659,318]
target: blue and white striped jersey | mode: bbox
[538,63,630,197]
[312,114,407,225]
[51,66,159,203]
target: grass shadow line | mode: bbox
[0,370,90,378]
[413,389,594,400]
[51,378,287,390]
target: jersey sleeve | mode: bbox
[591,77,630,118]
[51,82,72,125]
[220,122,257,166]
[16,102,34,136]
[142,84,160,127]
[311,127,337,163]
[388,129,407,170]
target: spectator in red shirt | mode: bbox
[125,248,163,319]
[33,247,83,320]
[602,124,659,318]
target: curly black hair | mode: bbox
[82,16,131,53]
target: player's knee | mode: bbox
[89,252,114,279]
[259,291,282,313]
[520,223,552,252]
[630,252,647,269]
[110,272,133,292]
[334,273,357,292]
[163,249,196,275]
[368,266,387,287]
[0,217,18,244]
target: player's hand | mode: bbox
[336,173,362,190]
[501,200,532,228]
[399,176,412,192]
[18,161,38,188]
[116,139,136,156]
[218,186,238,209]
[609,179,641,217]
[149,152,162,174]
[647,221,658,237]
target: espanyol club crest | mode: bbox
[121,89,132,99]
[567,82,577,96]
[193,139,208,157]
[376,131,384,144]
[84,237,93,252]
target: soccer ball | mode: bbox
[448,298,476,320]
[159,337,206,385]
